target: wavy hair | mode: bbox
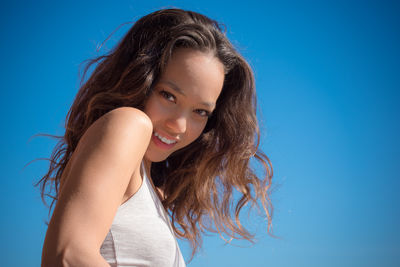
[36,8,274,257]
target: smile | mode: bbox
[154,131,177,145]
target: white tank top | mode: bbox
[100,163,186,267]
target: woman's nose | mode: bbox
[165,114,187,134]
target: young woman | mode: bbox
[37,8,273,266]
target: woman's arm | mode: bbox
[41,107,153,267]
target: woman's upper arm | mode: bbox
[42,107,152,263]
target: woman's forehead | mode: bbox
[159,48,224,105]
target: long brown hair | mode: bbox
[36,8,274,257]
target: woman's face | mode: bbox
[144,48,225,163]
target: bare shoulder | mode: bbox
[104,107,152,125]
[61,106,153,193]
[100,107,153,135]
[76,107,153,152]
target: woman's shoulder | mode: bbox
[89,107,152,138]
[61,107,153,192]
[75,107,153,155]
[101,107,153,131]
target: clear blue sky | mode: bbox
[1,0,399,266]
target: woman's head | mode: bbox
[65,8,259,166]
[111,9,258,162]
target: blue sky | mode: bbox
[1,0,399,266]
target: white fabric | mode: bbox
[100,164,186,267]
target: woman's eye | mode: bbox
[160,90,176,102]
[195,109,211,117]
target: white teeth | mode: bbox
[154,132,177,145]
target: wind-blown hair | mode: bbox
[36,8,273,257]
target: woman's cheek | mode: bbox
[192,120,207,139]
[145,98,166,120]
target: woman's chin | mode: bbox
[144,151,169,163]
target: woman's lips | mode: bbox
[152,132,177,150]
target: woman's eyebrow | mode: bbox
[160,80,215,108]
[161,80,186,96]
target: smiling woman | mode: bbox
[36,8,273,267]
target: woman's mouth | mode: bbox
[154,132,177,144]
[152,131,177,149]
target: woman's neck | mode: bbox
[142,158,166,199]
[142,158,152,179]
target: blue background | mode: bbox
[1,0,399,266]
